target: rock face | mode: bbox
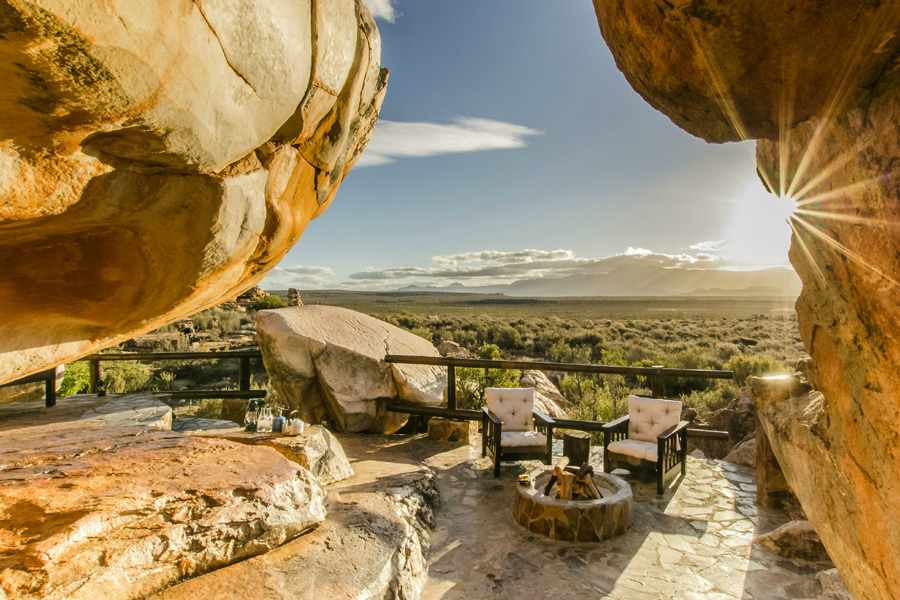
[152,433,440,600]
[592,1,900,142]
[192,425,355,486]
[520,369,573,419]
[0,423,326,600]
[0,0,387,385]
[592,3,900,597]
[750,374,900,598]
[257,306,447,433]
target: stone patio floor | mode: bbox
[338,433,831,600]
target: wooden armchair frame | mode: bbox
[482,407,554,477]
[602,414,689,494]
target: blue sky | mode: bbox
[262,0,794,291]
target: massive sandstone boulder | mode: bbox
[0,423,326,600]
[0,0,386,385]
[592,1,900,142]
[257,306,447,434]
[593,2,900,596]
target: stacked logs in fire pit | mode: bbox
[541,456,603,500]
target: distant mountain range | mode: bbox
[396,265,801,297]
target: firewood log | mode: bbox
[557,472,576,500]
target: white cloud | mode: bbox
[362,0,398,22]
[690,240,728,252]
[431,249,573,267]
[261,265,336,289]
[347,246,752,285]
[355,117,542,167]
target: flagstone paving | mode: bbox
[417,438,832,600]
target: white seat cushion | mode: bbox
[627,395,682,444]
[485,388,535,432]
[500,431,546,448]
[608,439,659,462]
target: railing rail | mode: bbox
[384,354,733,438]
[1,367,59,407]
[85,350,264,400]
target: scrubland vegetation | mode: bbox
[301,291,804,422]
[61,291,804,425]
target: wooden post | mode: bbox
[44,367,56,407]
[447,365,456,410]
[650,365,665,397]
[89,358,101,394]
[239,356,251,392]
[563,431,591,465]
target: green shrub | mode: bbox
[252,295,288,311]
[104,361,154,394]
[59,361,90,396]
[456,344,519,409]
[409,326,433,342]
[725,355,789,386]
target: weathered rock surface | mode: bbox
[723,435,755,468]
[257,306,447,433]
[0,0,387,385]
[191,425,354,485]
[520,369,573,419]
[754,520,832,564]
[0,393,172,433]
[427,418,477,445]
[817,568,854,600]
[0,423,326,600]
[751,375,899,599]
[152,433,439,600]
[592,1,900,142]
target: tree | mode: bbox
[456,344,519,409]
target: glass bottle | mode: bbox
[257,406,273,433]
[272,407,285,433]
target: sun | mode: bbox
[722,181,796,266]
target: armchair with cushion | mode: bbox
[481,387,554,477]
[602,395,688,494]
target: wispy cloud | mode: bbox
[261,265,336,289]
[431,249,574,267]
[355,117,542,167]
[348,247,733,285]
[691,240,728,252]
[362,0,399,22]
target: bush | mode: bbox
[104,361,154,394]
[725,355,789,386]
[252,295,288,311]
[409,326,433,342]
[456,344,519,409]
[58,361,90,396]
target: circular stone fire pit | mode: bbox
[514,469,633,542]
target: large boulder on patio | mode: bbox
[257,306,447,434]
[0,0,387,385]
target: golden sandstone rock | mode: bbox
[0,0,386,384]
[592,1,900,596]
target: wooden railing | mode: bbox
[1,367,60,407]
[383,354,733,439]
[85,350,266,400]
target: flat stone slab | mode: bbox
[0,422,326,600]
[0,393,172,432]
[189,425,353,485]
[152,434,440,600]
[171,418,240,432]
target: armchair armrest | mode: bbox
[602,414,629,433]
[532,409,555,428]
[657,420,689,442]
[482,406,502,425]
